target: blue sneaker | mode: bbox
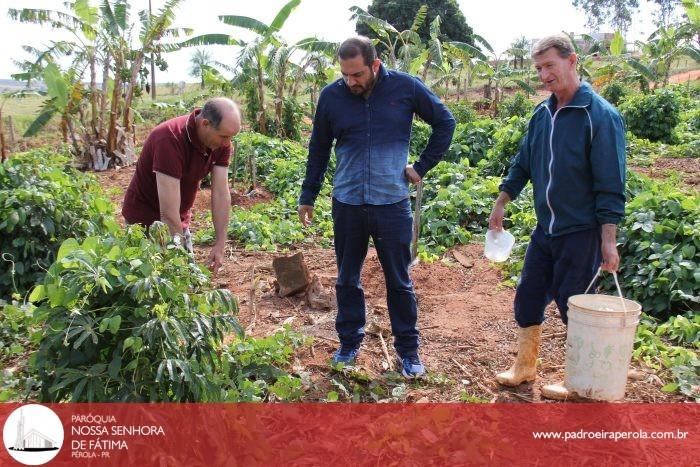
[398,355,426,378]
[332,345,359,365]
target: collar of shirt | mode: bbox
[546,80,593,112]
[184,108,210,157]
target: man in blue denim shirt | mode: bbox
[298,37,455,377]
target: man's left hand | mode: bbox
[207,242,226,274]
[601,240,620,273]
[404,165,421,184]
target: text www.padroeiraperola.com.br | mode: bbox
[532,429,690,442]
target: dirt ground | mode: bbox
[631,157,700,189]
[668,69,700,84]
[96,170,688,403]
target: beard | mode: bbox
[349,70,376,96]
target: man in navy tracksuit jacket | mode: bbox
[490,33,626,398]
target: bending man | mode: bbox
[122,98,241,272]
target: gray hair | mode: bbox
[532,33,575,59]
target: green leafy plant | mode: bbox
[479,116,528,176]
[31,223,242,402]
[444,119,498,165]
[0,149,117,300]
[221,326,310,401]
[620,89,681,143]
[604,178,699,318]
[634,313,699,401]
[600,81,629,107]
[446,101,477,125]
[498,92,531,119]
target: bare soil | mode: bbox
[632,157,700,190]
[668,69,700,84]
[94,169,688,403]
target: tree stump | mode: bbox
[272,252,311,297]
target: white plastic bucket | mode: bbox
[564,269,642,401]
[484,229,515,262]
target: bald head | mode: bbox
[196,97,241,150]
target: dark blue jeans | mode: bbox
[515,224,602,327]
[332,197,419,357]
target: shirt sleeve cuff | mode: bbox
[412,162,427,179]
[298,192,316,206]
[499,184,518,201]
[596,215,622,225]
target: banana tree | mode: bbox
[442,36,492,100]
[350,5,427,72]
[476,53,536,116]
[643,24,700,87]
[23,63,87,158]
[265,37,337,137]
[217,0,302,135]
[297,54,336,115]
[118,0,192,162]
[508,36,530,69]
[9,0,194,167]
[9,1,104,147]
[564,32,608,81]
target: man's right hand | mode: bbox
[489,203,505,232]
[298,204,314,227]
[489,192,511,232]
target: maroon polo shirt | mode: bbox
[122,109,231,228]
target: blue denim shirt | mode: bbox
[299,65,456,206]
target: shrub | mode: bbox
[419,161,535,258]
[410,120,432,158]
[446,101,477,124]
[602,178,699,318]
[498,92,532,119]
[0,149,117,300]
[231,132,309,188]
[620,89,681,143]
[31,223,242,402]
[280,97,303,141]
[600,82,629,107]
[445,119,498,165]
[479,116,528,176]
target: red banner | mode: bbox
[1,403,697,466]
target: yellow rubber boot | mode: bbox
[495,325,542,387]
[541,382,578,400]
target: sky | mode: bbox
[0,0,663,83]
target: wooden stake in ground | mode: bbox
[7,115,15,150]
[378,331,394,371]
[246,266,260,333]
[0,109,6,163]
[231,140,238,190]
[410,180,424,264]
[247,149,257,192]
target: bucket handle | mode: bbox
[584,267,628,324]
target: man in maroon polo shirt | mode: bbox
[122,98,241,272]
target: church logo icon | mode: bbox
[3,404,63,465]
